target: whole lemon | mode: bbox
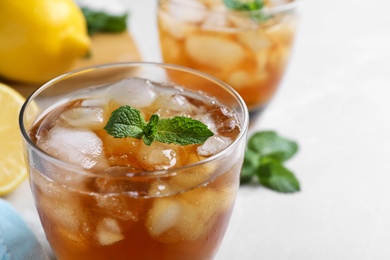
[0,0,90,84]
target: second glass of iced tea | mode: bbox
[158,0,299,120]
[19,62,248,259]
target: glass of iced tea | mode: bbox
[19,62,248,259]
[158,0,299,120]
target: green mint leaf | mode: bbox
[104,105,146,139]
[257,158,300,193]
[156,117,214,146]
[240,131,300,193]
[247,131,298,162]
[104,106,214,146]
[223,0,270,22]
[143,114,159,146]
[223,0,264,11]
[240,148,261,184]
[81,7,128,35]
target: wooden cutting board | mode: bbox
[6,31,141,98]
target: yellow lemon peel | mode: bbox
[0,0,90,84]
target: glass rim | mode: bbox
[163,0,299,15]
[19,61,249,179]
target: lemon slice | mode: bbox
[0,82,27,195]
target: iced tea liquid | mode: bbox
[158,0,298,113]
[27,77,245,259]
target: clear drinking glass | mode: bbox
[157,0,299,121]
[19,62,248,259]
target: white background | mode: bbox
[7,0,390,259]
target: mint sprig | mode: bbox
[241,131,300,193]
[104,105,214,146]
[223,0,270,22]
[223,0,264,11]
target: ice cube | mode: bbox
[167,0,206,23]
[175,202,201,240]
[185,35,245,70]
[227,70,249,89]
[109,78,157,108]
[184,185,237,213]
[100,133,140,167]
[238,31,272,52]
[147,186,235,242]
[227,13,259,29]
[268,46,289,70]
[136,142,183,171]
[202,13,228,30]
[155,94,201,118]
[147,198,182,239]
[176,188,225,240]
[148,179,176,197]
[39,192,81,233]
[37,126,108,169]
[218,185,237,212]
[60,107,106,130]
[266,20,296,45]
[253,69,268,85]
[197,135,233,156]
[180,186,237,240]
[170,169,213,191]
[96,218,124,246]
[195,113,218,134]
[81,98,109,108]
[31,167,61,197]
[159,11,195,39]
[96,195,138,221]
[205,106,240,136]
[255,49,270,73]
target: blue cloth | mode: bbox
[0,199,49,260]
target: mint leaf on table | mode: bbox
[247,131,298,162]
[104,105,214,146]
[241,148,261,183]
[241,131,300,193]
[258,157,300,193]
[81,7,128,35]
